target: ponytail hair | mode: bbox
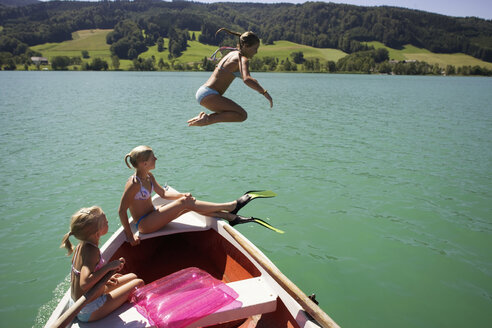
[60,231,74,255]
[125,145,153,169]
[60,206,104,255]
[216,28,260,50]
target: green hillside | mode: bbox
[365,41,492,70]
[31,29,112,60]
[28,29,492,72]
[30,29,347,70]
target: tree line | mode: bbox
[25,47,490,77]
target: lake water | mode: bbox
[0,71,491,328]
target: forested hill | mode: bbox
[1,0,491,62]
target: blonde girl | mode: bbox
[188,28,273,126]
[118,146,258,246]
[61,206,144,322]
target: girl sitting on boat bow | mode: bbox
[61,206,144,322]
[188,28,273,126]
[118,145,270,246]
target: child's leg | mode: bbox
[89,276,144,322]
[138,197,236,233]
[188,94,247,126]
[104,273,140,294]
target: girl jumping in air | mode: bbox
[118,145,279,246]
[188,28,273,126]
[61,206,144,322]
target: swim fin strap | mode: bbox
[231,190,277,215]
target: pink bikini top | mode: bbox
[71,242,105,276]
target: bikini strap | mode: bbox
[209,47,239,62]
[71,244,81,275]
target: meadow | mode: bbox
[365,41,492,69]
[30,29,492,71]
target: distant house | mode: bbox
[31,57,49,65]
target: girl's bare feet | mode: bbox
[187,112,210,126]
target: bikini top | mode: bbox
[134,175,154,200]
[218,64,242,78]
[214,48,242,79]
[71,242,105,276]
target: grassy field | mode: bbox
[31,29,112,60]
[365,41,492,69]
[28,29,492,71]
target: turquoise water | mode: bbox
[0,71,491,327]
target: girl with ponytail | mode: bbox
[188,28,273,126]
[119,145,267,246]
[61,206,143,322]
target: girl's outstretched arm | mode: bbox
[239,55,273,108]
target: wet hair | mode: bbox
[124,145,153,169]
[60,206,104,255]
[216,28,260,50]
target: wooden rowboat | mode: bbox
[45,189,340,328]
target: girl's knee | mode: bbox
[126,273,137,280]
[238,111,247,122]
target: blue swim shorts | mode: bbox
[70,294,107,322]
[196,85,219,104]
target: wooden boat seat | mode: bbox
[190,277,278,327]
[71,277,277,328]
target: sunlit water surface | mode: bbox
[0,71,490,327]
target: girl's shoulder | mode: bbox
[79,242,100,259]
[79,243,100,267]
[148,172,159,184]
[222,50,240,62]
[126,175,141,189]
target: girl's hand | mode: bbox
[128,233,140,246]
[182,193,193,199]
[264,92,273,108]
[106,273,122,287]
[109,259,124,272]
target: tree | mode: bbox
[157,37,164,52]
[374,48,389,63]
[51,56,71,70]
[201,57,215,71]
[4,58,16,70]
[128,48,138,60]
[445,65,455,75]
[132,57,155,71]
[83,58,108,71]
[111,55,120,70]
[290,51,305,64]
[81,50,90,59]
[158,58,169,70]
[326,60,336,72]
